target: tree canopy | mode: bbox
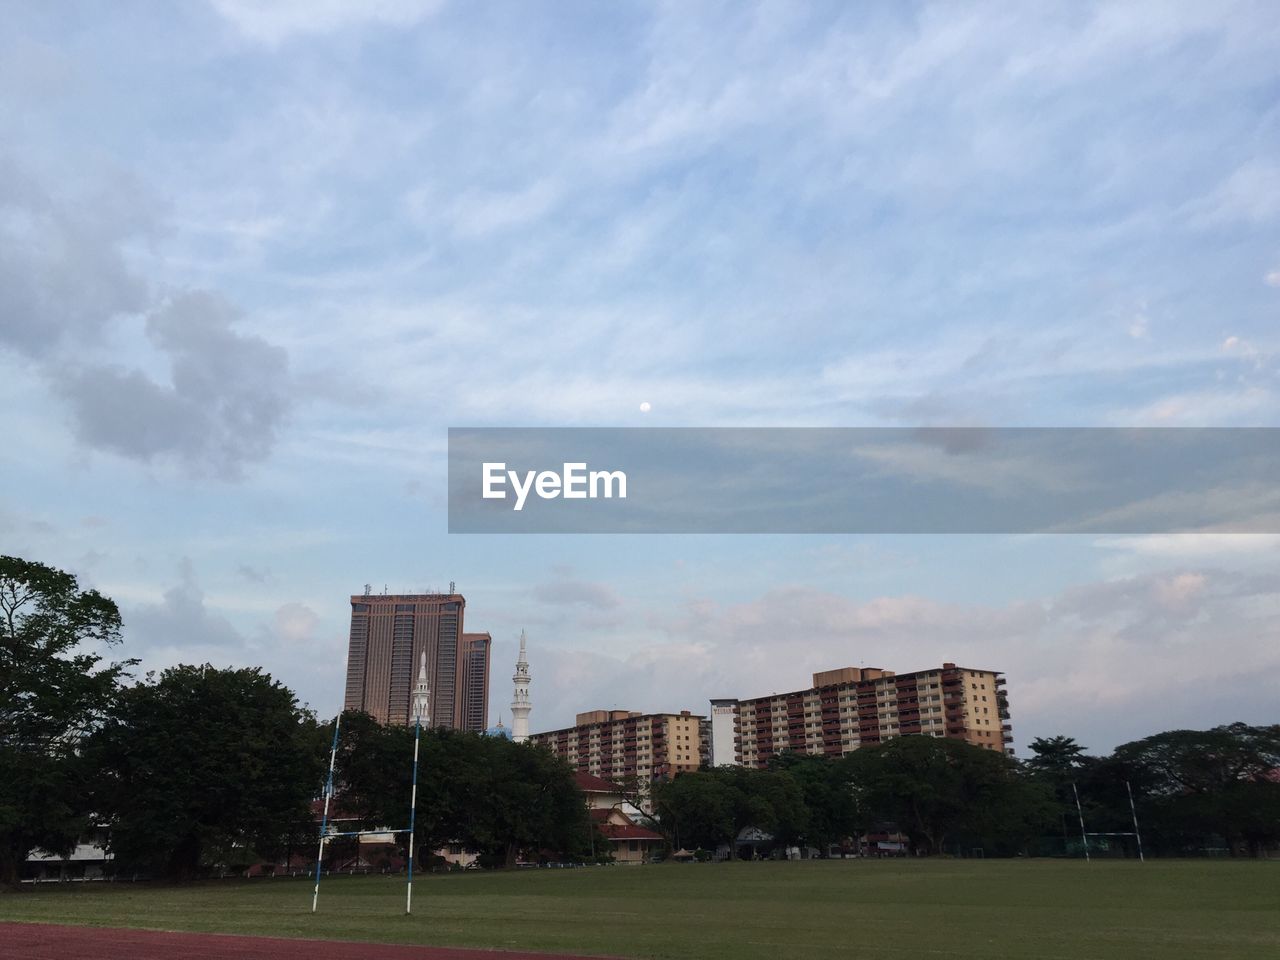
[0,556,134,885]
[332,712,592,868]
[89,664,326,879]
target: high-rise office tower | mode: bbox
[510,629,531,743]
[343,590,489,731]
[459,632,491,733]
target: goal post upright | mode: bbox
[407,716,421,915]
[312,712,343,914]
[1072,782,1090,862]
[407,649,431,916]
[1126,780,1145,862]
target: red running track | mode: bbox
[0,923,612,960]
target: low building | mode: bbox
[573,772,663,863]
[531,709,707,784]
[715,662,1012,768]
[592,809,664,863]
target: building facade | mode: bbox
[459,632,491,733]
[529,709,707,783]
[716,662,1011,768]
[343,591,489,731]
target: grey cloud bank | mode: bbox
[0,158,293,479]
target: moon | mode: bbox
[639,401,652,413]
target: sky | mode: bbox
[2,0,1279,755]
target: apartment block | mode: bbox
[712,662,1011,768]
[529,709,708,783]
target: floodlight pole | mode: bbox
[1072,782,1090,863]
[1126,780,1145,863]
[312,712,342,913]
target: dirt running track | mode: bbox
[0,923,611,960]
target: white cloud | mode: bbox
[1095,533,1280,559]
[209,0,445,45]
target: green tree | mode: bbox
[1112,723,1280,857]
[652,769,736,852]
[848,736,1053,855]
[0,556,134,885]
[90,664,326,879]
[1026,736,1089,779]
[333,717,591,868]
[653,765,809,858]
[466,738,591,866]
[769,752,859,852]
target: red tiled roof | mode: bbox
[573,771,623,794]
[598,823,663,842]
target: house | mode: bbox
[590,807,664,863]
[574,771,663,863]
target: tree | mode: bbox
[653,765,809,858]
[1112,723,1280,856]
[0,556,134,885]
[769,752,859,852]
[1026,736,1089,779]
[333,716,592,868]
[848,736,1053,855]
[90,664,326,879]
[465,738,592,866]
[652,769,736,852]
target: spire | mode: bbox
[510,630,531,743]
[411,650,431,726]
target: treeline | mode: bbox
[1,556,593,884]
[655,725,1280,858]
[4,556,1278,885]
[655,737,1053,857]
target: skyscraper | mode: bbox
[510,629,531,743]
[343,591,489,731]
[459,632,491,733]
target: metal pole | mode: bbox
[1126,780,1145,863]
[312,713,342,913]
[406,716,421,915]
[1072,782,1090,863]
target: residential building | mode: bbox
[343,590,489,731]
[530,709,707,784]
[716,662,1012,768]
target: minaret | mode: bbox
[510,629,531,743]
[411,650,431,727]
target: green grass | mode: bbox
[2,860,1278,959]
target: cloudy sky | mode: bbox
[2,0,1278,754]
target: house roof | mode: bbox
[598,822,664,842]
[573,771,623,794]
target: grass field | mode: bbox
[2,860,1277,960]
